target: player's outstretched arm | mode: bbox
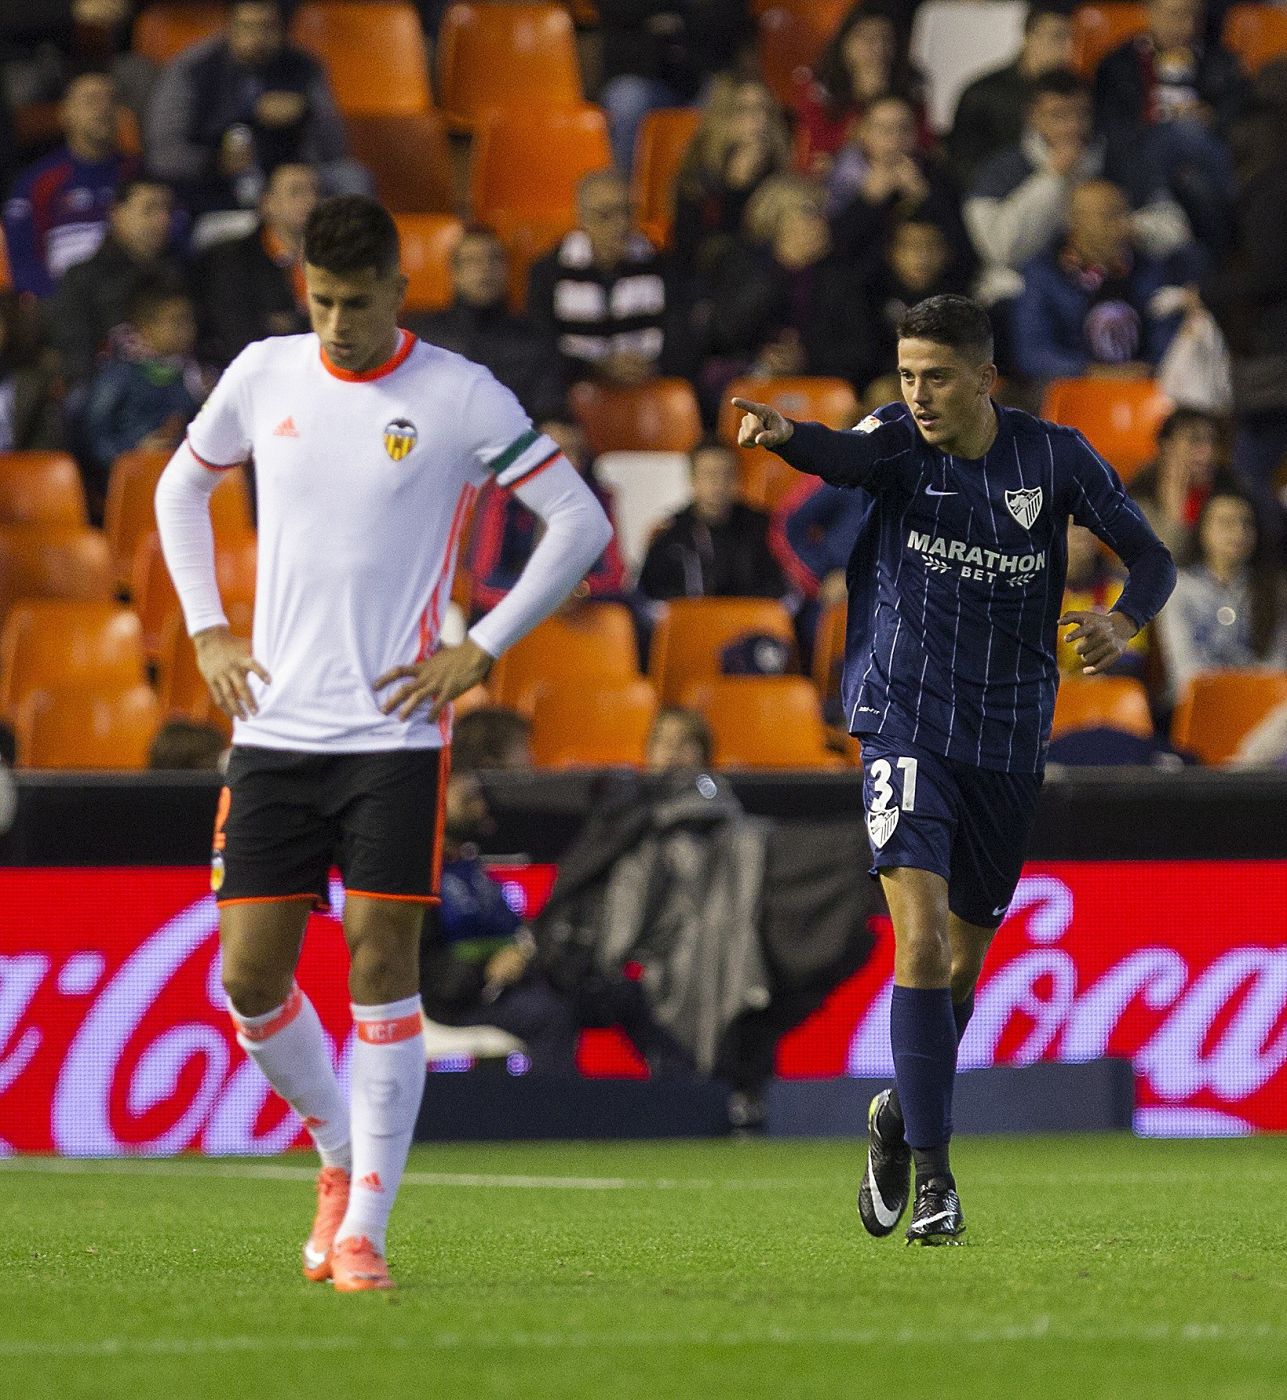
[731,397,794,449]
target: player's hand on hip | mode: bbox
[192,624,271,720]
[730,397,794,449]
[1058,609,1137,675]
[374,637,494,722]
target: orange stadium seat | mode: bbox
[718,376,860,445]
[0,525,115,624]
[291,2,432,116]
[488,602,640,712]
[1051,674,1154,738]
[569,379,704,456]
[1070,2,1148,78]
[0,228,9,291]
[395,214,464,311]
[1223,4,1287,72]
[131,531,257,658]
[530,676,658,767]
[649,596,798,704]
[342,112,455,214]
[12,101,141,155]
[685,675,844,768]
[1171,670,1287,765]
[131,2,224,62]
[0,452,88,527]
[14,683,162,770]
[811,597,847,704]
[0,601,146,713]
[437,2,583,131]
[497,215,578,310]
[1040,377,1172,480]
[756,0,850,107]
[469,106,613,230]
[156,600,252,737]
[633,107,701,247]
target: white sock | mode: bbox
[230,986,351,1173]
[334,995,426,1255]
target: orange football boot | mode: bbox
[301,1166,350,1282]
[331,1235,395,1292]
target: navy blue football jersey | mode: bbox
[777,401,1176,773]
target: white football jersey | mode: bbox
[185,331,563,751]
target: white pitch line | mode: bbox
[0,1320,1281,1361]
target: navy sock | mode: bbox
[953,991,975,1043]
[889,985,957,1154]
[882,990,975,1139]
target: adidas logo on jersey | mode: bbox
[273,416,300,437]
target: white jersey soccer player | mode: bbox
[155,196,612,1291]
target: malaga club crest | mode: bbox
[1005,487,1043,530]
[383,418,418,461]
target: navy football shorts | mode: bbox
[859,734,1043,928]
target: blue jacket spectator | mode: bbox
[778,481,871,597]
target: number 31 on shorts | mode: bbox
[869,756,918,812]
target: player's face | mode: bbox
[897,337,995,454]
[304,263,407,373]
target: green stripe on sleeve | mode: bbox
[485,428,540,476]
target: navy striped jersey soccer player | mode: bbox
[777,401,1176,774]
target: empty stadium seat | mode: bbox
[155,600,253,737]
[1171,670,1287,765]
[488,602,640,712]
[496,214,578,310]
[0,525,115,623]
[755,0,850,107]
[811,598,847,703]
[343,112,455,214]
[131,2,224,62]
[0,601,146,713]
[0,452,87,527]
[570,379,703,456]
[15,683,161,770]
[649,596,798,704]
[1040,378,1172,480]
[593,451,692,575]
[291,2,432,116]
[530,676,658,766]
[437,3,583,131]
[131,531,257,658]
[469,107,613,231]
[1070,2,1147,78]
[910,0,1026,134]
[1223,4,1287,72]
[1051,674,1154,738]
[394,213,464,311]
[684,675,844,768]
[632,107,701,247]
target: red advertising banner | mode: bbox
[2,861,1285,1153]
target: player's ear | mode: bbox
[980,362,998,397]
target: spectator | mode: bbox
[1093,0,1246,249]
[965,69,1193,310]
[948,3,1075,189]
[0,291,63,452]
[420,768,579,1074]
[596,0,750,173]
[81,275,205,502]
[645,705,714,771]
[1130,406,1235,561]
[1156,488,1287,705]
[527,170,678,390]
[2,70,137,297]
[193,161,318,367]
[147,719,227,770]
[1058,523,1149,676]
[673,76,791,284]
[144,0,369,220]
[777,481,868,609]
[792,1,929,178]
[48,175,181,385]
[467,419,629,614]
[451,706,534,772]
[638,438,788,601]
[1010,179,1187,383]
[410,225,565,424]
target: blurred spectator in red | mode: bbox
[1058,523,1149,676]
[639,438,788,601]
[2,70,138,297]
[194,161,318,367]
[948,3,1075,189]
[673,76,791,284]
[1093,0,1247,250]
[411,225,566,424]
[1130,406,1239,561]
[144,0,369,220]
[792,1,929,178]
[0,291,63,451]
[48,175,181,384]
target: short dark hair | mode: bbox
[148,720,226,771]
[689,435,735,469]
[1024,66,1086,107]
[1157,405,1221,443]
[451,707,532,773]
[125,271,189,327]
[896,294,994,363]
[303,195,399,278]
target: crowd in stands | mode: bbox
[2,0,1287,773]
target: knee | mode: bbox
[221,962,292,1019]
[346,904,421,1003]
[949,958,981,1004]
[897,922,951,981]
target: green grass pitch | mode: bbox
[4,1134,1286,1399]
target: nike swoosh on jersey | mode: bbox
[865,1159,901,1228]
[924,486,957,496]
[992,905,1009,918]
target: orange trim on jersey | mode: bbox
[186,436,243,472]
[212,785,231,853]
[319,328,415,382]
[415,482,477,662]
[345,890,442,905]
[356,1012,423,1044]
[431,747,450,897]
[216,892,320,907]
[231,984,303,1042]
[504,449,563,491]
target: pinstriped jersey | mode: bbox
[185,330,560,752]
[778,402,1175,773]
